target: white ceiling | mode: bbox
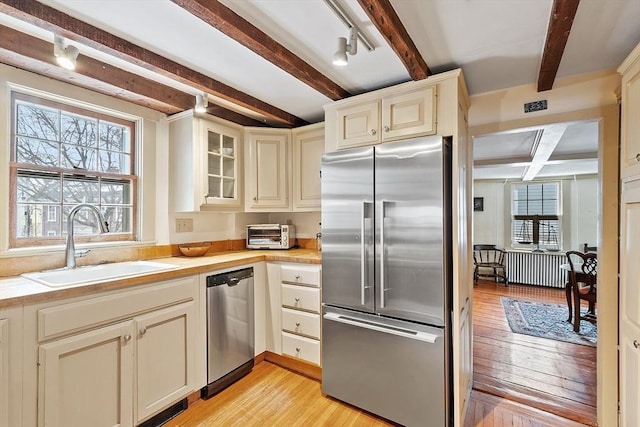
[3,0,639,178]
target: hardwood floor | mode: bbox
[165,281,596,427]
[165,361,588,427]
[472,280,597,426]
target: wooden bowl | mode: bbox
[179,242,211,257]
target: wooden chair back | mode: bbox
[565,251,597,332]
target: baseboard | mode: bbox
[263,351,322,381]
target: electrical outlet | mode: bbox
[175,218,193,233]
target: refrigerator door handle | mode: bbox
[323,312,439,343]
[379,200,387,308]
[361,201,367,305]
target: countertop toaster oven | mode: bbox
[246,224,295,249]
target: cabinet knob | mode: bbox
[636,153,640,162]
[383,125,390,132]
[123,334,132,342]
[634,340,640,349]
[295,322,301,327]
[139,327,147,336]
[295,275,301,281]
[369,129,377,136]
[253,196,257,201]
[294,297,300,302]
[295,347,301,353]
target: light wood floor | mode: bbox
[165,361,587,427]
[472,280,597,426]
[165,281,595,427]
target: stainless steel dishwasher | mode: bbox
[201,267,255,399]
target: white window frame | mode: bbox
[510,181,562,251]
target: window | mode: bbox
[10,92,136,248]
[511,182,561,249]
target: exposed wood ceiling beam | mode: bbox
[171,0,351,101]
[537,0,580,92]
[0,25,267,126]
[0,0,306,127]
[356,0,430,80]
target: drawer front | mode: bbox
[281,265,321,287]
[281,284,320,313]
[38,276,198,342]
[281,307,320,339]
[282,331,320,365]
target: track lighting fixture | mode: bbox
[194,92,208,113]
[333,27,357,66]
[53,35,79,70]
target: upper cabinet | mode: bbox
[168,111,243,212]
[292,123,324,211]
[327,83,436,151]
[245,128,291,211]
[619,43,640,179]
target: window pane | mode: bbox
[63,176,100,204]
[208,132,221,154]
[208,176,221,198]
[61,113,97,147]
[99,121,129,152]
[208,154,221,176]
[16,204,45,238]
[99,151,130,174]
[101,180,132,204]
[17,174,61,203]
[16,103,59,140]
[16,137,59,166]
[61,144,97,170]
[102,206,132,233]
[62,205,103,236]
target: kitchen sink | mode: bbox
[22,260,178,288]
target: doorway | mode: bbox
[470,119,600,425]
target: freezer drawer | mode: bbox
[322,308,449,427]
[282,331,320,364]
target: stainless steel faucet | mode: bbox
[65,203,109,269]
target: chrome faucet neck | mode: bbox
[65,204,109,269]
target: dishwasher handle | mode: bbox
[206,267,254,287]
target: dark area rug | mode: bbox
[501,297,597,347]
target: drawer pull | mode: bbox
[369,129,377,136]
[294,297,300,302]
[636,153,640,162]
[295,275,301,281]
[139,327,147,336]
[383,125,390,132]
[634,340,640,349]
[295,322,301,327]
[295,347,301,353]
[123,334,132,343]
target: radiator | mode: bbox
[505,251,566,288]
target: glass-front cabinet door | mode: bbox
[202,121,242,209]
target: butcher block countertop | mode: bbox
[0,249,321,309]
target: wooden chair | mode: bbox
[473,244,508,286]
[566,251,597,332]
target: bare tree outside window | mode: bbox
[10,93,136,248]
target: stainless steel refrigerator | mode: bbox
[321,135,452,427]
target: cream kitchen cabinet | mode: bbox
[279,264,321,365]
[244,128,291,211]
[169,110,243,212]
[620,177,640,427]
[292,123,324,211]
[33,276,199,427]
[0,318,7,427]
[619,43,640,179]
[328,84,436,150]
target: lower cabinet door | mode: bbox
[0,319,7,427]
[38,320,135,427]
[135,301,196,423]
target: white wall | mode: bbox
[473,176,598,251]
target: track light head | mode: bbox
[53,35,79,70]
[332,27,358,66]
